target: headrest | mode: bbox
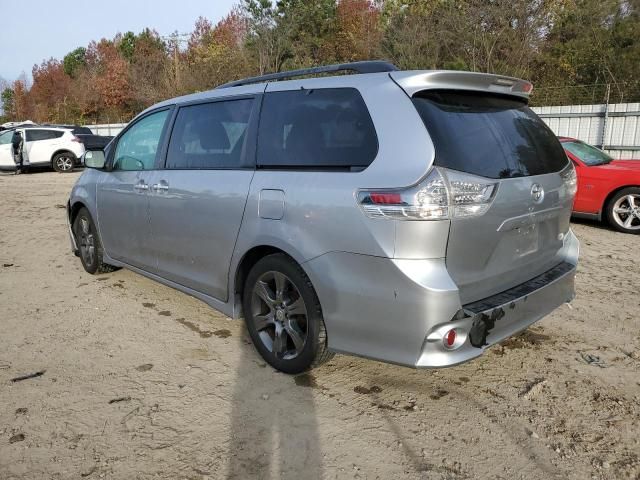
[191,118,230,150]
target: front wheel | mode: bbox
[52,152,76,173]
[605,187,640,234]
[72,207,117,274]
[243,254,334,374]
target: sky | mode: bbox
[0,0,237,83]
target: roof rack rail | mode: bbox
[216,60,398,89]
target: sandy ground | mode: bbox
[0,171,638,480]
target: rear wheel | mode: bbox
[605,187,640,234]
[73,207,117,274]
[242,254,333,374]
[52,152,75,173]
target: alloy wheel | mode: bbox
[250,271,308,360]
[56,156,74,171]
[77,217,96,266]
[612,194,640,231]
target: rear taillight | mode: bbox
[71,135,82,143]
[560,162,577,197]
[357,167,496,221]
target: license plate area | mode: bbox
[514,223,540,257]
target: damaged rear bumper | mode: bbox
[416,260,576,368]
[304,229,578,369]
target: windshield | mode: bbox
[0,131,12,145]
[563,141,613,166]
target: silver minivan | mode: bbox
[67,62,579,374]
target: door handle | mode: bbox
[134,182,149,192]
[152,182,169,192]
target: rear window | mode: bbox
[257,88,378,170]
[412,91,568,179]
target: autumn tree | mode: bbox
[334,0,382,62]
[88,39,134,120]
[4,0,640,123]
[11,77,33,121]
[184,10,251,91]
[30,59,73,122]
[128,29,171,109]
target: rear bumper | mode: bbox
[304,229,579,368]
[416,260,575,367]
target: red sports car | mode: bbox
[560,137,640,234]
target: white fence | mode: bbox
[85,102,640,160]
[532,103,640,159]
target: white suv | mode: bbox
[0,126,85,173]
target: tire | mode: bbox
[242,253,334,374]
[605,187,640,234]
[52,152,76,173]
[72,207,117,274]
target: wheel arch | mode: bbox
[232,245,311,318]
[234,245,289,299]
[69,200,88,226]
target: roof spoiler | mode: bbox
[390,70,533,100]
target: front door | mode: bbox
[96,109,171,271]
[147,97,257,300]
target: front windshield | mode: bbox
[0,131,12,145]
[563,141,613,166]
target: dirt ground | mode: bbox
[0,171,638,480]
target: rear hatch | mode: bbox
[407,87,574,304]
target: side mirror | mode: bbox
[83,150,106,169]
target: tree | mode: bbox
[242,0,291,73]
[334,0,382,62]
[63,47,87,77]
[1,87,15,120]
[11,76,33,121]
[30,59,72,122]
[118,31,137,61]
[275,0,338,67]
[129,30,171,109]
[5,0,640,124]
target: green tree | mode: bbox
[118,31,137,61]
[63,47,87,77]
[275,0,338,67]
[1,87,15,119]
[242,0,291,73]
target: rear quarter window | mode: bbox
[412,91,568,179]
[257,88,378,170]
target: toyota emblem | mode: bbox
[531,183,544,203]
